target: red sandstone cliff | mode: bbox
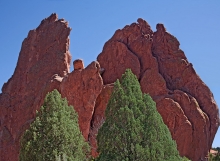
[96,18,219,161]
[0,13,71,161]
[60,60,103,141]
[0,14,219,161]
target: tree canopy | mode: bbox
[19,89,90,161]
[96,69,188,161]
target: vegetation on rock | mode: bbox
[19,89,90,161]
[96,69,188,161]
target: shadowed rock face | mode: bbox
[0,15,218,161]
[89,84,114,157]
[97,18,219,161]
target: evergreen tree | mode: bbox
[209,148,220,161]
[97,69,188,161]
[19,89,90,161]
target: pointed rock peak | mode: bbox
[137,18,153,35]
[48,13,58,22]
[137,18,150,27]
[37,13,70,32]
[156,23,166,32]
[40,13,58,24]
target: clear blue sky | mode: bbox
[0,1,219,147]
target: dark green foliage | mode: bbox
[19,89,90,161]
[212,154,220,161]
[97,69,188,161]
[216,147,220,152]
[209,148,220,161]
[209,153,220,161]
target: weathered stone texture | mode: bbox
[73,59,84,70]
[97,19,219,161]
[97,41,141,85]
[0,13,71,161]
[152,23,218,160]
[60,61,103,140]
[0,15,218,161]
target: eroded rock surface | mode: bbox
[60,61,103,140]
[0,15,218,161]
[0,13,71,161]
[152,24,217,160]
[73,59,84,70]
[97,19,219,161]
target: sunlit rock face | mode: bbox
[0,14,218,161]
[97,18,219,161]
[0,13,71,161]
[60,61,103,141]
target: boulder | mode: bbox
[73,59,84,70]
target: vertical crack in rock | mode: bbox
[88,84,114,157]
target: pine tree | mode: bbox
[96,69,188,161]
[19,89,90,161]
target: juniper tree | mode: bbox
[97,69,188,161]
[19,89,90,161]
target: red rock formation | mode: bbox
[152,24,217,160]
[0,13,71,161]
[0,14,218,161]
[73,59,84,70]
[97,19,219,161]
[97,41,141,85]
[0,14,103,161]
[60,61,103,140]
[156,97,193,157]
